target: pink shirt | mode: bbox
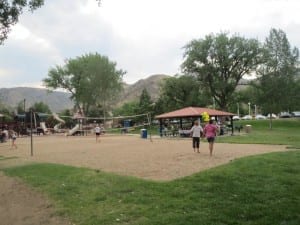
[204,124,218,138]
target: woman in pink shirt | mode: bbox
[204,119,219,156]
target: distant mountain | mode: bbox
[0,74,170,112]
[116,74,170,106]
[0,87,73,113]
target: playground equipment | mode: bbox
[68,124,80,136]
[53,113,65,133]
[40,122,48,134]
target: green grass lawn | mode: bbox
[136,118,300,148]
[217,119,300,148]
[3,150,300,225]
[1,118,300,225]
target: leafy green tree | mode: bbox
[113,101,139,117]
[0,103,13,122]
[16,100,26,114]
[0,0,44,44]
[255,28,299,116]
[182,32,263,111]
[138,88,153,114]
[228,88,254,116]
[156,75,209,113]
[31,101,51,113]
[290,75,300,110]
[43,53,125,116]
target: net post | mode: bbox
[146,113,153,142]
[30,109,33,156]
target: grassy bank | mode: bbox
[218,119,300,148]
[3,150,300,225]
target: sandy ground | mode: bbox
[0,134,287,180]
[0,134,288,225]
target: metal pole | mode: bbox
[248,102,251,116]
[23,99,26,130]
[30,109,33,156]
[147,113,153,142]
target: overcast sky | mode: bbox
[0,0,299,88]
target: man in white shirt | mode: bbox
[95,124,101,142]
[190,120,203,153]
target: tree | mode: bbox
[156,75,210,113]
[113,101,139,117]
[182,32,263,111]
[255,29,299,117]
[43,53,125,116]
[138,88,153,114]
[0,0,44,44]
[31,101,51,113]
[16,100,26,114]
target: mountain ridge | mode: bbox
[0,74,170,112]
[0,75,251,113]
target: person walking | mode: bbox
[95,124,101,142]
[11,131,17,149]
[204,119,219,156]
[190,120,203,153]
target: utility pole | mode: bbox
[248,102,251,116]
[30,108,33,156]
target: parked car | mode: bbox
[255,114,267,120]
[242,115,252,120]
[267,113,277,119]
[233,115,240,120]
[279,112,292,118]
[291,111,300,117]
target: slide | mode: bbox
[40,122,48,134]
[53,112,65,123]
[68,124,80,136]
[53,113,65,132]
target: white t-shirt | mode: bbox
[190,125,203,137]
[95,126,101,133]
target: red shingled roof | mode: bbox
[155,107,234,119]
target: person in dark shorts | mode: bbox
[95,124,101,142]
[11,131,17,149]
[189,120,203,153]
[204,119,219,156]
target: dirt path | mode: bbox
[0,134,288,225]
[0,172,69,225]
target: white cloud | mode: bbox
[10,24,31,40]
[1,0,300,87]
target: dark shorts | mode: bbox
[207,137,215,143]
[192,137,200,148]
[96,132,100,136]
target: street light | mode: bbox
[248,102,251,116]
[237,103,240,117]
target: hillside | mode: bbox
[116,74,170,106]
[0,87,73,113]
[0,74,170,112]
